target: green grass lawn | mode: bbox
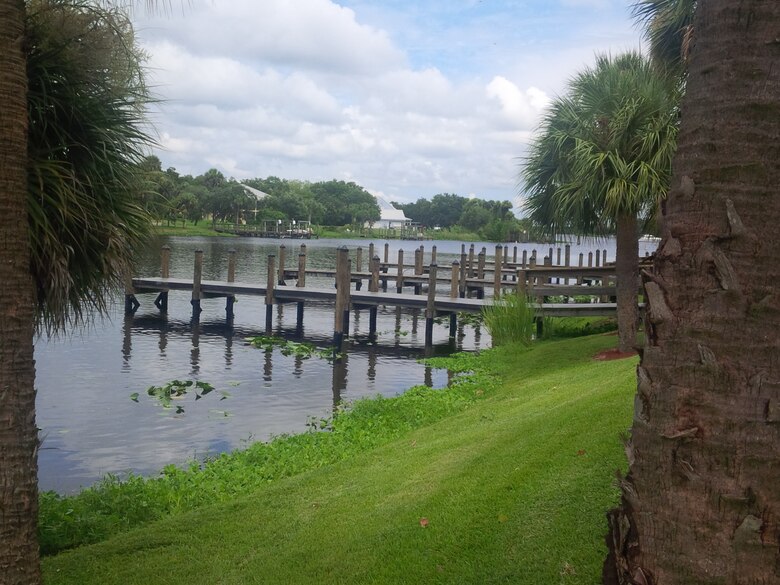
[42,334,635,584]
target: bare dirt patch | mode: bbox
[593,348,638,361]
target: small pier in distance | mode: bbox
[127,242,633,350]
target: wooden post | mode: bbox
[161,245,171,278]
[522,249,528,268]
[504,245,509,269]
[277,244,286,285]
[334,247,351,350]
[368,243,375,267]
[603,248,608,264]
[123,271,139,315]
[548,247,553,262]
[155,245,171,313]
[226,249,236,320]
[459,249,467,298]
[516,269,527,297]
[265,254,275,332]
[468,244,475,277]
[588,251,594,267]
[297,251,307,287]
[595,249,601,267]
[431,245,437,266]
[450,261,460,299]
[564,244,571,267]
[383,243,389,269]
[477,250,486,280]
[424,263,437,348]
[191,249,203,320]
[414,247,423,275]
[513,246,518,264]
[396,249,404,293]
[494,245,503,297]
[356,246,363,272]
[370,254,380,292]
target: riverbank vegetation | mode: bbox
[41,331,635,584]
[141,162,539,242]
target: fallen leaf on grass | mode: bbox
[497,514,508,523]
[576,449,587,456]
[419,518,429,528]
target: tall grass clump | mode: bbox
[482,292,537,346]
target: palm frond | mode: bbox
[26,0,156,333]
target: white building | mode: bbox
[370,194,411,229]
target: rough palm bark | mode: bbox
[0,1,41,585]
[615,211,639,353]
[605,0,780,583]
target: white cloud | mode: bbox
[134,0,640,201]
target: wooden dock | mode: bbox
[126,244,634,349]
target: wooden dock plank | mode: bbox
[131,277,625,317]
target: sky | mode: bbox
[133,0,641,210]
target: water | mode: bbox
[35,235,657,494]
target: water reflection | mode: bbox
[36,237,507,494]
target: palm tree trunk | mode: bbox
[605,1,780,583]
[0,1,42,584]
[615,211,639,353]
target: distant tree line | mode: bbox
[392,193,539,241]
[140,157,539,241]
[139,157,381,228]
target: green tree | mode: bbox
[26,0,153,330]
[522,51,678,352]
[310,179,379,226]
[633,0,696,75]
[605,1,780,582]
[2,0,156,581]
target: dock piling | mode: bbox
[191,250,203,320]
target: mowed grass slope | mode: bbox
[43,334,636,585]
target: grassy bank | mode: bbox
[42,334,635,584]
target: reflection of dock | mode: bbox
[126,243,632,349]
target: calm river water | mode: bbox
[35,236,655,493]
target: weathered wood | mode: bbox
[459,250,467,298]
[277,245,287,285]
[334,247,351,349]
[297,251,307,287]
[370,254,380,293]
[192,249,203,319]
[522,249,528,268]
[450,261,460,299]
[494,245,503,297]
[595,249,601,267]
[226,249,236,320]
[356,246,363,273]
[468,244,475,277]
[396,249,404,293]
[265,254,275,332]
[161,245,171,279]
[513,246,518,264]
[516,269,527,297]
[431,244,437,266]
[424,263,438,347]
[477,250,486,279]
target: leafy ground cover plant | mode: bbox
[38,356,497,555]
